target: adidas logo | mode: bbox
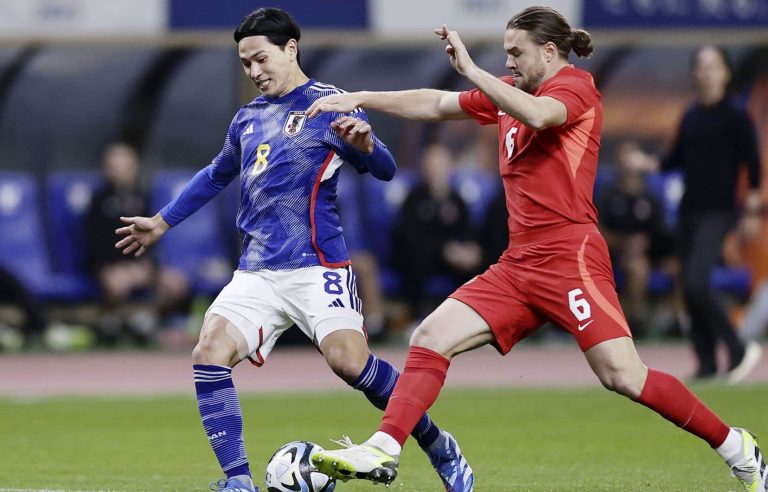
[243,123,254,135]
[328,298,345,308]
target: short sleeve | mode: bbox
[541,72,600,126]
[458,76,515,125]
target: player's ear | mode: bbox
[543,41,557,62]
[286,39,298,62]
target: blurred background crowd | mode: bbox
[0,0,767,363]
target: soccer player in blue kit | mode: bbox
[115,7,474,492]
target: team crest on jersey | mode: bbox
[283,111,307,137]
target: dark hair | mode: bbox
[507,6,593,59]
[234,7,301,63]
[690,45,732,73]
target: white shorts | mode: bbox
[206,266,364,366]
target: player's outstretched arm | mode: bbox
[437,24,566,130]
[308,89,467,122]
[115,213,170,257]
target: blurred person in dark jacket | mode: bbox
[392,143,482,321]
[85,142,190,346]
[662,46,763,382]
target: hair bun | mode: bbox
[571,29,594,58]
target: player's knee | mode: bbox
[597,364,644,398]
[320,330,369,383]
[325,345,367,383]
[409,318,442,352]
[192,337,221,365]
[192,323,237,366]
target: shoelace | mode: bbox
[209,478,228,491]
[731,461,758,484]
[330,435,357,448]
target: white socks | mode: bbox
[366,431,402,457]
[716,428,744,466]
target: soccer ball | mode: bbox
[265,440,336,492]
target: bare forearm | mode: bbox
[465,67,563,130]
[357,89,453,121]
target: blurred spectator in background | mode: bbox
[85,142,190,346]
[742,280,768,342]
[662,45,763,382]
[349,249,387,338]
[740,222,768,342]
[337,169,388,339]
[392,143,482,322]
[0,265,47,349]
[478,187,508,270]
[598,141,677,336]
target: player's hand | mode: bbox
[331,116,374,154]
[115,214,170,257]
[307,93,362,118]
[434,25,476,76]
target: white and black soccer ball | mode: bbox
[265,440,336,492]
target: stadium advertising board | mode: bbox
[0,0,165,36]
[371,0,582,36]
[168,0,368,30]
[583,0,768,27]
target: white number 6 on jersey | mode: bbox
[568,288,591,321]
[505,128,518,158]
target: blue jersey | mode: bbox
[160,79,396,271]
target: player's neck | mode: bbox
[698,87,726,107]
[543,60,570,84]
[278,70,310,97]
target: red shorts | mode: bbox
[450,223,631,353]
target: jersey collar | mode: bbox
[262,78,316,103]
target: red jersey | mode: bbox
[458,65,602,240]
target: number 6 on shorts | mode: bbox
[568,288,591,321]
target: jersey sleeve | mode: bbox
[323,109,397,180]
[542,73,599,126]
[160,109,242,226]
[458,76,515,125]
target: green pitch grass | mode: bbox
[1,384,766,491]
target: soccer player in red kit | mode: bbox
[307,6,766,491]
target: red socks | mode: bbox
[379,346,450,446]
[378,352,730,449]
[638,368,729,448]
